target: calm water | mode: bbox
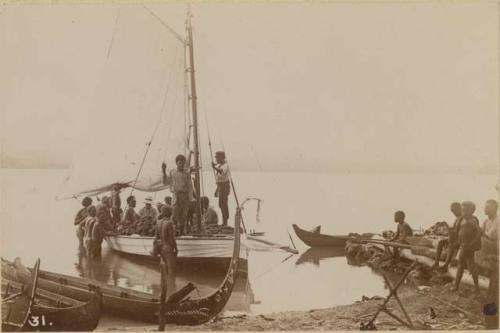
[1,169,498,325]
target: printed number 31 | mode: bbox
[28,315,46,327]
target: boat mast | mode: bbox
[186,11,202,230]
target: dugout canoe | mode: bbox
[2,210,243,325]
[292,224,349,248]
[2,259,102,332]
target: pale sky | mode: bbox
[0,2,498,173]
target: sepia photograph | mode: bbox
[0,1,499,331]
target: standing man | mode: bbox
[91,211,113,259]
[110,184,123,229]
[155,206,177,330]
[432,202,462,271]
[75,197,93,247]
[389,211,413,258]
[480,199,499,303]
[212,151,231,226]
[96,196,113,231]
[82,205,97,257]
[452,201,481,293]
[161,155,194,236]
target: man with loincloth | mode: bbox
[74,196,92,247]
[432,202,462,271]
[480,199,499,303]
[91,212,113,259]
[110,184,124,229]
[82,205,97,257]
[212,151,231,226]
[154,205,177,329]
[452,201,481,293]
[161,155,194,236]
[389,211,413,258]
[96,196,113,231]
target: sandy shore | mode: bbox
[99,283,490,331]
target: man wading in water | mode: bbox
[212,151,231,226]
[154,206,177,330]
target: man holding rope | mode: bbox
[212,151,231,226]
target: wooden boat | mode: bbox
[2,259,102,332]
[292,224,348,248]
[105,233,248,268]
[3,210,243,325]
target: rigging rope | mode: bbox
[141,5,184,44]
[251,253,295,281]
[106,9,121,60]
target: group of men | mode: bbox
[74,151,231,258]
[74,196,115,259]
[390,199,499,301]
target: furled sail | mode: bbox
[58,8,189,199]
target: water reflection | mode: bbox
[295,247,346,266]
[74,248,254,313]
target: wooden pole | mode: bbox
[186,12,202,231]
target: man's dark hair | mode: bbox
[395,210,405,221]
[487,199,499,210]
[82,197,92,207]
[450,202,461,211]
[201,196,209,207]
[126,195,136,205]
[164,196,172,204]
[175,154,186,163]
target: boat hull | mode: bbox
[105,235,248,271]
[292,224,348,248]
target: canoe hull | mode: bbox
[1,279,102,332]
[292,224,348,248]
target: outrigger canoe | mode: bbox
[292,224,348,248]
[2,259,102,332]
[2,209,244,325]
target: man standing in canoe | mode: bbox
[212,151,231,226]
[452,201,481,293]
[161,154,194,236]
[432,202,462,271]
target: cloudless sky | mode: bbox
[0,2,498,173]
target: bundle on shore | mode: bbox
[345,232,492,290]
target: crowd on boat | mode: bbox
[73,151,233,259]
[383,199,498,300]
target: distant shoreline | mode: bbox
[0,166,498,176]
